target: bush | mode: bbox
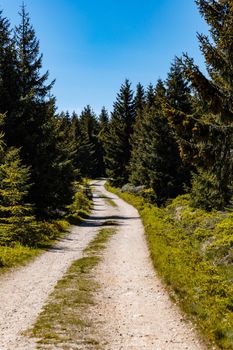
[190,170,230,211]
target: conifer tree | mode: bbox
[165,58,193,187]
[134,83,145,113]
[130,80,184,205]
[145,83,155,107]
[15,5,54,101]
[0,147,33,245]
[129,83,146,184]
[0,114,34,245]
[98,106,109,129]
[0,11,19,122]
[169,0,233,209]
[98,107,109,176]
[2,5,75,216]
[104,79,135,185]
[77,105,100,178]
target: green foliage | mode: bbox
[0,147,34,245]
[172,1,233,210]
[107,184,233,349]
[66,181,92,224]
[0,244,39,269]
[104,79,135,186]
[130,80,185,205]
[190,169,230,211]
[30,227,116,348]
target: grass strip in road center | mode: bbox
[28,226,117,349]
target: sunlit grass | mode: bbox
[106,183,233,350]
[28,227,117,348]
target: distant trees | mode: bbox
[103,79,135,186]
[0,0,232,249]
[129,79,187,205]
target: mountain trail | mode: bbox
[0,180,206,349]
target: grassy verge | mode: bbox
[28,227,116,349]
[0,244,41,271]
[0,220,70,271]
[105,183,233,350]
[0,182,92,272]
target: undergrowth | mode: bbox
[106,183,233,350]
[0,181,92,271]
[29,227,116,349]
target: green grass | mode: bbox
[28,227,117,349]
[106,183,233,350]
[0,220,70,272]
[0,244,41,271]
[0,183,93,272]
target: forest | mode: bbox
[0,1,232,348]
[0,0,231,247]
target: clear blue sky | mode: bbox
[0,0,208,115]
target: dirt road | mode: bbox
[0,180,205,349]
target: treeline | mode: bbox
[0,0,232,248]
[101,0,233,211]
[0,6,100,247]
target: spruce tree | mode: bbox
[98,107,109,176]
[3,5,75,216]
[129,83,146,185]
[165,58,193,187]
[77,105,100,178]
[170,0,233,209]
[0,11,19,122]
[104,79,135,186]
[15,5,54,101]
[145,83,155,107]
[0,147,33,245]
[134,83,145,114]
[130,80,184,205]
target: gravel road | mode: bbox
[0,180,206,349]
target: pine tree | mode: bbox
[171,0,233,209]
[0,147,34,245]
[2,6,75,216]
[165,58,193,187]
[166,58,193,115]
[77,105,100,178]
[98,107,109,176]
[145,83,155,107]
[104,79,135,186]
[129,83,146,185]
[15,5,54,101]
[134,83,145,114]
[0,11,20,133]
[130,80,184,205]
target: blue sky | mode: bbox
[0,0,208,115]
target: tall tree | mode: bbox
[3,5,74,216]
[165,58,193,187]
[0,11,20,134]
[130,80,184,205]
[77,105,101,178]
[169,0,233,209]
[98,106,109,176]
[104,79,135,186]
